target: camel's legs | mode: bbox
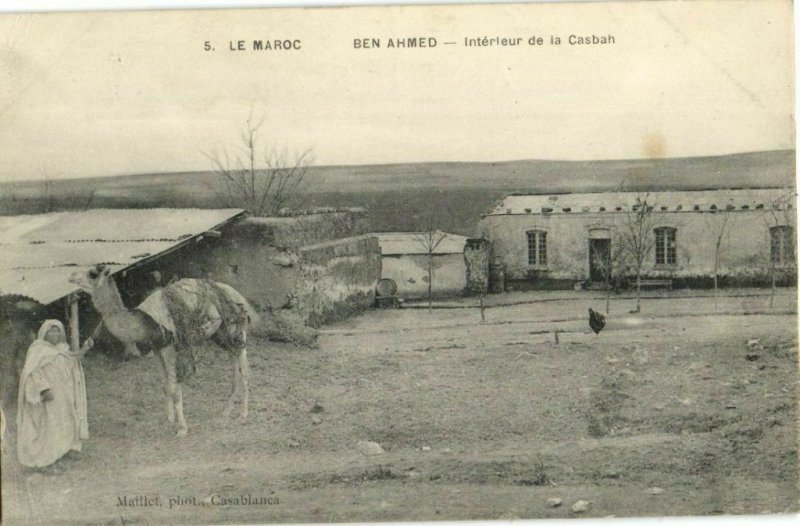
[160,344,188,437]
[222,348,250,420]
[223,352,241,420]
[154,348,175,424]
[173,384,187,438]
[238,348,250,420]
[124,342,141,358]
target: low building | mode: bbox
[375,232,470,298]
[0,208,247,355]
[478,188,795,289]
[0,206,382,406]
[0,207,382,344]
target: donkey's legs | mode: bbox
[155,348,174,424]
[160,344,188,437]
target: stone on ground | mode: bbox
[356,440,385,456]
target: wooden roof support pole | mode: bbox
[68,293,80,353]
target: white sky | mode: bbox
[0,0,794,181]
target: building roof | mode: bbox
[375,232,469,256]
[0,208,245,305]
[484,188,794,217]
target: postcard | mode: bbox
[0,1,796,525]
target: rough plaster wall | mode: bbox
[241,211,370,249]
[201,235,380,326]
[381,254,467,297]
[204,239,299,311]
[158,220,380,328]
[481,210,795,281]
[220,217,380,324]
[296,236,381,326]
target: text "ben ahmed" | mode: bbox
[354,37,437,49]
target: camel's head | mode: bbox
[69,264,114,294]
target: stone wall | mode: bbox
[464,238,490,294]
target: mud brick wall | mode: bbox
[295,235,382,326]
[148,211,380,327]
[238,209,370,249]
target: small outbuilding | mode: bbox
[375,232,470,298]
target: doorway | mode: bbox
[589,238,611,283]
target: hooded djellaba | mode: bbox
[16,320,93,470]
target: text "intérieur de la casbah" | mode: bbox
[353,34,615,48]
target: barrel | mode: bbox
[376,278,398,297]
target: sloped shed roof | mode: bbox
[375,232,469,256]
[0,208,245,305]
[485,188,793,216]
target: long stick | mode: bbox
[79,320,105,358]
[87,320,104,340]
[69,297,80,353]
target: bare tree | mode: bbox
[80,189,97,210]
[33,175,97,214]
[414,227,449,311]
[591,238,626,314]
[38,176,56,213]
[204,111,312,216]
[618,193,657,313]
[704,196,736,308]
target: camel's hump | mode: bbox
[135,279,249,332]
[136,289,175,333]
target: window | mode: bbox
[527,230,547,267]
[654,227,677,265]
[770,226,794,265]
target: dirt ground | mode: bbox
[2,290,798,525]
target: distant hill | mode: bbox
[301,149,796,193]
[0,150,794,235]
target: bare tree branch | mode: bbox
[413,218,450,310]
[617,191,657,313]
[203,111,313,216]
[704,194,736,308]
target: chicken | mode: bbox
[588,308,605,335]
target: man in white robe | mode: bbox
[16,320,92,469]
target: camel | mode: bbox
[69,265,259,437]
